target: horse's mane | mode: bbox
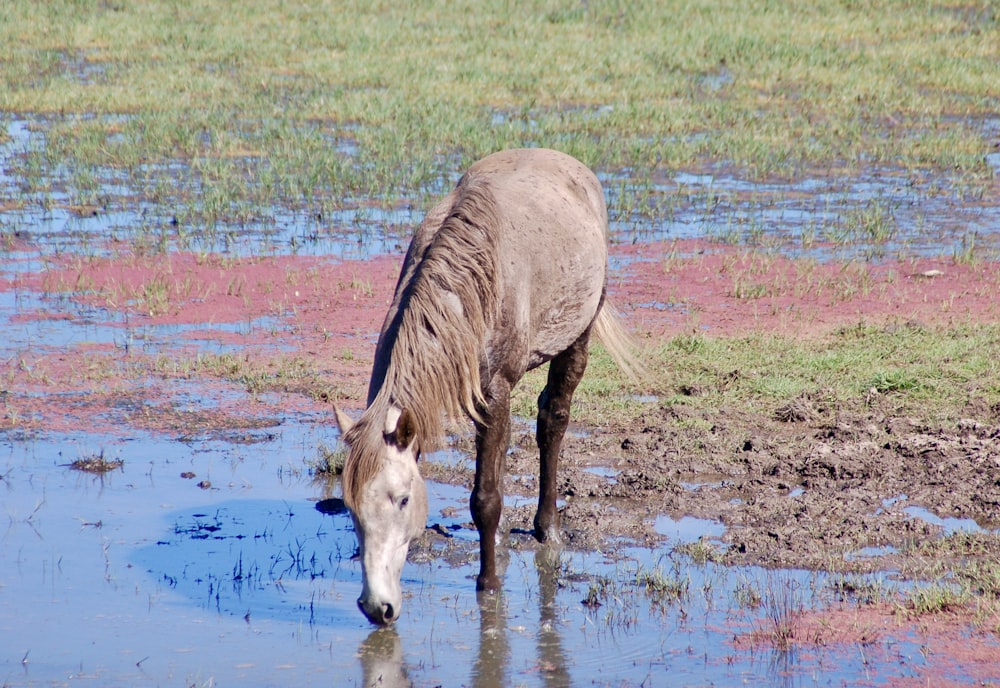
[342,177,502,508]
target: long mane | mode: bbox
[342,177,502,507]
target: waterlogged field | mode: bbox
[3,1,1000,686]
[1,432,919,686]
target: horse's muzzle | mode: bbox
[358,596,397,626]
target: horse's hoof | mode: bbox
[533,523,562,545]
[476,573,501,593]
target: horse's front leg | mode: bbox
[471,378,512,593]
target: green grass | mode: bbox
[528,322,1000,428]
[310,443,348,477]
[1,0,997,233]
[637,564,690,607]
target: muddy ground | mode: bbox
[413,379,1000,580]
[515,399,998,566]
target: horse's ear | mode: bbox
[334,405,355,436]
[394,408,417,451]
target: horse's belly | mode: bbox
[520,245,606,370]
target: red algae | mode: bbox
[13,250,401,328]
[613,239,1000,338]
[733,601,1000,686]
[2,250,402,435]
[5,244,1000,437]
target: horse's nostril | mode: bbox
[382,602,395,622]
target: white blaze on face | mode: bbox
[353,405,428,626]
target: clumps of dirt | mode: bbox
[773,393,820,423]
[488,398,1000,575]
[68,449,123,474]
[126,401,282,442]
[408,392,1000,575]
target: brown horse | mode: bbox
[335,148,639,625]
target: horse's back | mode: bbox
[466,148,607,240]
[390,148,609,379]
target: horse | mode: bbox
[335,148,640,625]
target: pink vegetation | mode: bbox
[13,250,400,332]
[613,239,1000,338]
[4,243,1000,432]
[733,601,1000,686]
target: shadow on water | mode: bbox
[134,498,361,625]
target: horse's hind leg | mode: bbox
[471,378,512,593]
[534,328,591,544]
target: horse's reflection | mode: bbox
[473,588,510,687]
[534,547,571,688]
[472,546,571,687]
[359,627,411,688]
[357,548,572,687]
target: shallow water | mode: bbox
[1,427,937,687]
[0,290,277,361]
[4,117,999,266]
[904,505,1000,537]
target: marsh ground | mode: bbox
[3,0,1000,683]
[4,222,1000,684]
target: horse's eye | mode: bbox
[399,496,409,510]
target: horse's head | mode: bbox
[335,404,428,626]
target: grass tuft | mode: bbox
[69,449,123,474]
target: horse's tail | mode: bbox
[593,302,647,383]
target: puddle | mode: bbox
[604,166,1000,263]
[904,505,998,537]
[0,117,426,262]
[653,513,727,545]
[678,473,729,492]
[0,289,279,358]
[846,545,900,561]
[583,465,618,482]
[878,496,998,537]
[5,117,999,268]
